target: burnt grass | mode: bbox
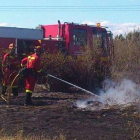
[0,91,140,140]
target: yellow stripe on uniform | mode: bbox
[2,84,7,87]
[28,56,35,59]
[26,90,33,93]
[37,69,42,73]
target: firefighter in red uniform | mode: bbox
[1,43,20,97]
[21,46,43,106]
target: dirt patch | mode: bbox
[0,91,140,140]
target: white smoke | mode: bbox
[100,79,140,105]
[76,79,140,110]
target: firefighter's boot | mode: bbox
[12,88,18,98]
[1,86,7,96]
[24,92,34,106]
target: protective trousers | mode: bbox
[2,70,19,96]
[25,75,36,93]
[3,70,18,88]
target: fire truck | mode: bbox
[0,20,114,59]
[0,21,114,92]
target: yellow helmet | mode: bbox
[9,43,14,49]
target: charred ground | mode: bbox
[0,91,140,140]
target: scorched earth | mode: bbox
[0,89,140,140]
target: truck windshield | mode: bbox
[93,29,107,48]
[73,29,87,46]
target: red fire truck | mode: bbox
[0,20,114,59]
[39,21,114,57]
[0,21,114,93]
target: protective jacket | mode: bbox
[2,53,20,88]
[21,53,42,93]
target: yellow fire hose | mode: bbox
[10,73,19,89]
[0,72,19,104]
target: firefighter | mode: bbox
[1,43,21,98]
[20,46,44,106]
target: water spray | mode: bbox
[48,74,109,103]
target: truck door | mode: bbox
[72,28,87,55]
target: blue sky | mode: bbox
[0,0,140,36]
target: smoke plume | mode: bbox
[76,79,140,110]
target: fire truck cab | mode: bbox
[39,21,114,58]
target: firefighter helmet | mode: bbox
[9,43,14,49]
[38,40,41,44]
